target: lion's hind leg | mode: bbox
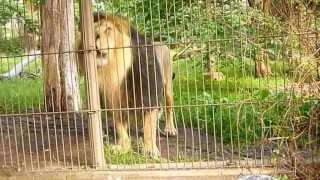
[164,83,177,136]
[143,109,160,158]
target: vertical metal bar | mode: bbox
[5,113,13,167]
[147,0,162,167]
[67,112,73,169]
[0,116,6,167]
[80,0,105,168]
[45,114,53,168]
[132,3,142,170]
[229,2,236,165]
[219,1,225,168]
[31,108,40,170]
[50,90,60,167]
[59,112,66,168]
[200,0,211,165]
[12,116,20,170]
[62,0,77,169]
[138,0,148,168]
[73,112,80,169]
[25,115,33,170]
[38,113,47,169]
[18,115,27,170]
[80,112,88,169]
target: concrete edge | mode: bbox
[0,167,278,180]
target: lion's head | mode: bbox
[93,13,131,67]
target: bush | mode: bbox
[0,37,24,55]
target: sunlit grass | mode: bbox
[104,145,149,165]
[0,78,43,113]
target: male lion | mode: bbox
[78,13,175,157]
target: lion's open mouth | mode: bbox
[96,49,105,56]
[96,50,108,66]
[96,57,108,66]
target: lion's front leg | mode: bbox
[143,109,160,158]
[113,113,131,152]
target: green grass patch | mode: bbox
[104,145,149,165]
[0,79,43,113]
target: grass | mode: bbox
[0,78,43,113]
[0,57,43,113]
[104,145,150,165]
[0,56,86,113]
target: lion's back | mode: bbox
[123,28,164,109]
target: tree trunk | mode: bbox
[41,0,80,112]
[59,0,81,111]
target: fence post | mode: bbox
[79,0,105,168]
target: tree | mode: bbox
[41,0,81,112]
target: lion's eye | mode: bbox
[106,27,112,31]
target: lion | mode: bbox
[78,13,176,157]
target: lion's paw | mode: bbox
[143,145,160,159]
[109,144,131,153]
[164,126,177,137]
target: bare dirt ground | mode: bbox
[0,114,273,171]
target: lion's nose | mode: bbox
[95,37,101,50]
[96,47,102,55]
[95,42,101,54]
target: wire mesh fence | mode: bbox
[0,0,319,179]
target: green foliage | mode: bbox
[93,0,220,42]
[174,82,315,145]
[0,0,38,33]
[0,37,24,55]
[92,0,289,64]
[172,57,315,145]
[0,0,39,55]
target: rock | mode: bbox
[237,175,273,180]
[203,71,225,81]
